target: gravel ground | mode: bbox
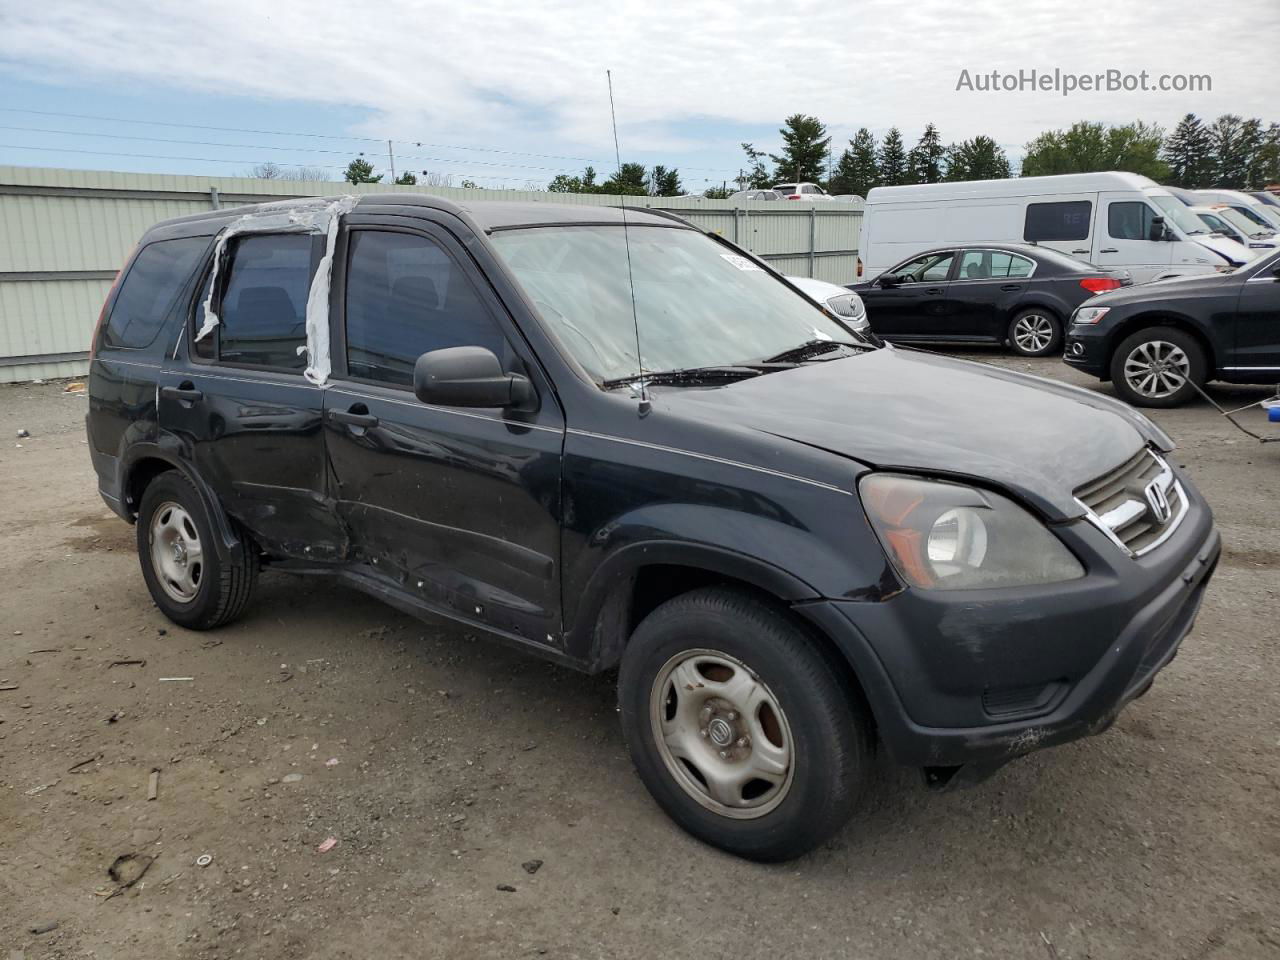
[1,355,1278,960]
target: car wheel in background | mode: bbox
[1007,309,1062,357]
[136,471,258,629]
[617,587,872,862]
[1109,326,1205,408]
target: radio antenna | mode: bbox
[607,69,648,408]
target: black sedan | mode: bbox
[849,243,1130,357]
[1064,249,1280,407]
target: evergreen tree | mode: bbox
[877,127,908,186]
[600,162,649,196]
[1254,123,1280,189]
[1163,114,1215,188]
[394,171,417,185]
[343,158,382,184]
[649,165,682,196]
[946,137,1012,181]
[768,115,830,184]
[846,128,880,196]
[739,143,772,189]
[907,123,946,184]
[1211,115,1251,187]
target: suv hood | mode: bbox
[662,347,1164,520]
[1193,232,1255,265]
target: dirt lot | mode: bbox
[2,354,1278,960]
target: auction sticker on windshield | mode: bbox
[720,253,761,271]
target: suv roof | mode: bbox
[147,194,686,238]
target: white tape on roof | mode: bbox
[195,195,358,386]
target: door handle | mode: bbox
[1099,247,1119,254]
[160,384,203,403]
[1000,283,1022,291]
[924,287,944,295]
[329,409,379,429]
[1072,248,1089,254]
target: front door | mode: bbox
[323,219,565,648]
[1232,264,1280,372]
[159,231,347,561]
[1093,195,1172,282]
[862,250,957,340]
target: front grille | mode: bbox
[1074,448,1187,557]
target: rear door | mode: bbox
[323,216,565,648]
[158,231,347,561]
[946,249,1035,341]
[862,250,957,340]
[1093,195,1172,281]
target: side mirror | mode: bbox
[413,346,535,409]
[879,273,904,288]
[1148,216,1171,242]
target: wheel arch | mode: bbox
[569,545,879,738]
[1104,313,1217,380]
[121,445,242,560]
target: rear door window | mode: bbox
[1024,201,1092,242]
[105,237,209,349]
[196,234,317,370]
[343,230,509,388]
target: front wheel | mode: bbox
[1007,309,1062,357]
[1109,326,1205,408]
[617,587,872,862]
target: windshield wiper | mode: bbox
[600,365,769,390]
[759,339,869,364]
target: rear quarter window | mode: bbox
[104,237,209,349]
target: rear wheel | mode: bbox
[617,587,872,862]
[1110,326,1205,408]
[1007,308,1062,356]
[136,471,257,629]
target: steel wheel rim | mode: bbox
[149,501,203,603]
[1123,340,1189,399]
[1013,314,1053,353]
[649,648,795,820]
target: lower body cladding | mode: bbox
[796,490,1219,787]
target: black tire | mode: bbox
[1006,308,1062,357]
[1109,325,1205,408]
[136,471,257,629]
[617,587,872,862]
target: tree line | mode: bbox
[248,113,1280,196]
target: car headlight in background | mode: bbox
[859,474,1084,590]
[824,292,865,319]
[1071,306,1110,325]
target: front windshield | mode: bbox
[488,225,860,384]
[1216,206,1274,237]
[1232,204,1280,230]
[1150,194,1209,236]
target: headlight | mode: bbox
[825,292,865,319]
[1072,306,1110,325]
[859,474,1084,590]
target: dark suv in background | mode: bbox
[1065,249,1280,406]
[88,195,1219,861]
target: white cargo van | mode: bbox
[1190,189,1280,232]
[858,172,1252,284]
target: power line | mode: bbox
[0,107,741,175]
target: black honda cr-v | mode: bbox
[88,194,1219,861]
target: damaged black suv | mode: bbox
[88,194,1220,861]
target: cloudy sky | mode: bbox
[0,0,1276,188]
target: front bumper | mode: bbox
[1062,324,1110,378]
[798,475,1219,772]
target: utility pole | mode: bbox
[387,140,396,184]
